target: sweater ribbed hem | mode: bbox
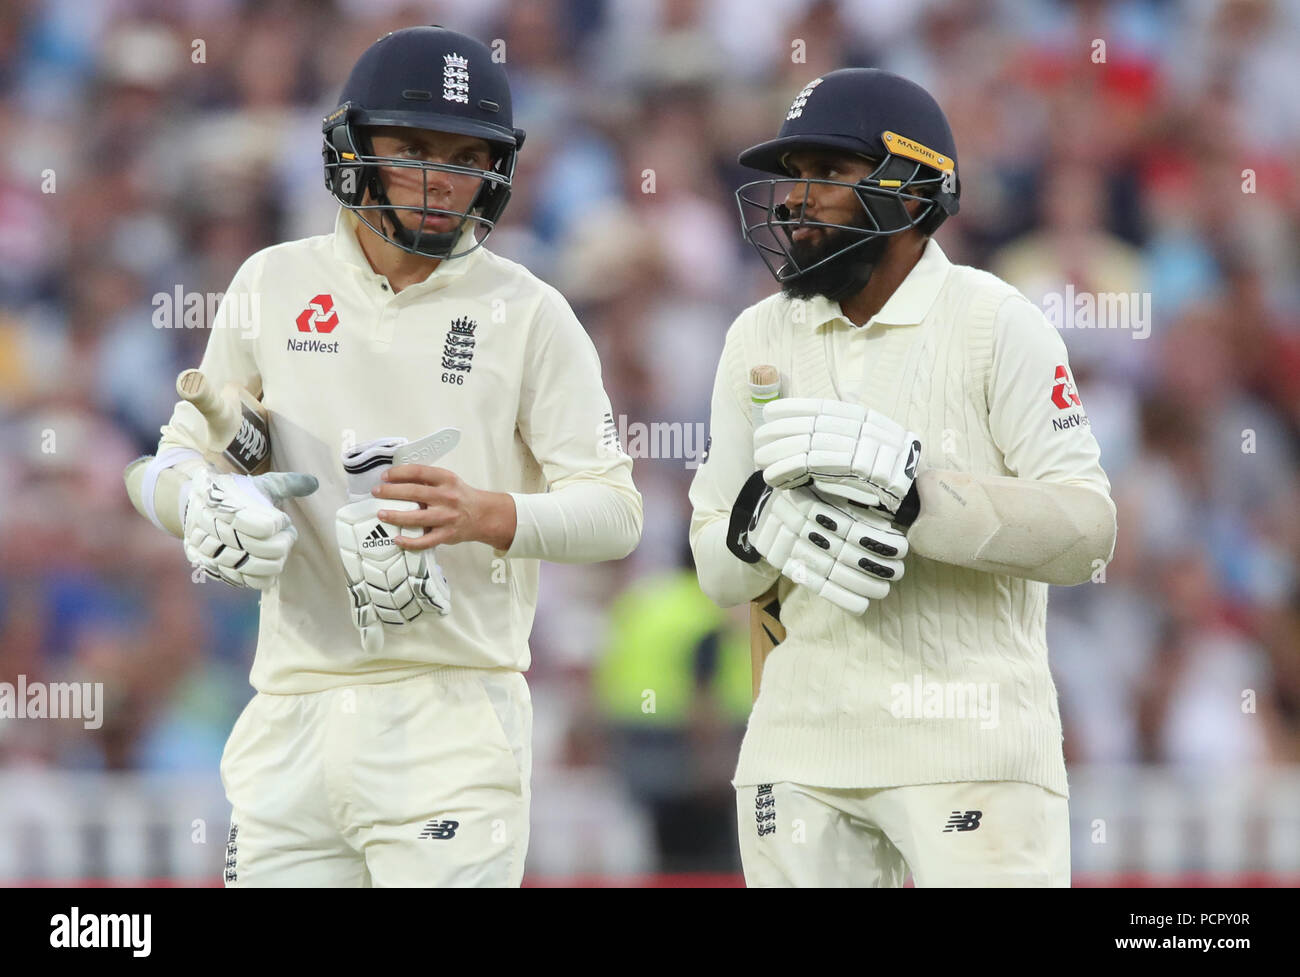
[732,719,1069,798]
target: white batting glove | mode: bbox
[183,469,319,589]
[746,482,908,615]
[754,398,922,517]
[335,432,458,654]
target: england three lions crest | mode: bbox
[441,316,476,381]
[443,54,470,104]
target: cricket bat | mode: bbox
[749,365,785,701]
[176,368,272,475]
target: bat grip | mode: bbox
[177,370,234,429]
[749,366,780,427]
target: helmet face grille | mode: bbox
[735,154,946,286]
[322,115,517,260]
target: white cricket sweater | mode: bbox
[689,240,1115,797]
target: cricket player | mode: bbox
[124,26,641,886]
[689,69,1117,887]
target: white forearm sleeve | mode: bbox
[505,481,642,563]
[123,448,207,538]
[907,468,1117,586]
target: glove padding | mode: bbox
[336,497,452,655]
[746,482,908,615]
[183,469,319,589]
[335,431,459,654]
[754,398,921,516]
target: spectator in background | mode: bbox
[0,0,1298,881]
[593,544,752,873]
[1138,546,1285,770]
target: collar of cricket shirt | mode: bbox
[332,208,479,296]
[805,237,952,330]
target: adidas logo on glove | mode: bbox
[361,524,394,549]
[336,429,459,654]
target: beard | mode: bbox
[779,215,890,303]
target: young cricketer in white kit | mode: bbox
[124,27,641,886]
[690,69,1116,887]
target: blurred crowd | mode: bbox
[1,0,1298,874]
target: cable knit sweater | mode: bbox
[689,240,1115,797]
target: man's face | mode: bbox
[774,150,884,299]
[364,125,493,236]
[770,149,932,300]
[780,149,880,254]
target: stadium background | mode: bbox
[1,0,1298,886]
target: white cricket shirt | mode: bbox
[158,210,641,693]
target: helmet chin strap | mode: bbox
[382,208,462,258]
[366,164,469,259]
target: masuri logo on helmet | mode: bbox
[736,68,960,295]
[321,25,526,261]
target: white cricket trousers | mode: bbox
[737,780,1070,887]
[220,667,532,887]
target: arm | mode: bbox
[128,255,265,539]
[906,294,1117,585]
[504,287,643,563]
[688,324,782,607]
[907,469,1116,585]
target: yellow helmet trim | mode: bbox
[881,131,954,172]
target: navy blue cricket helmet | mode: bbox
[322,26,526,260]
[736,69,959,292]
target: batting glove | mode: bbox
[183,469,319,589]
[728,472,908,615]
[754,398,922,519]
[335,432,458,655]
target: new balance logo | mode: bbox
[362,524,393,549]
[943,810,983,832]
[419,819,460,840]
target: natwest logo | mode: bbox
[1050,364,1081,410]
[295,293,339,333]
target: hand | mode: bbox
[746,482,908,615]
[183,468,319,589]
[754,398,922,517]
[372,465,517,552]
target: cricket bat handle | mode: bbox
[176,368,271,475]
[748,364,785,701]
[176,368,228,421]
